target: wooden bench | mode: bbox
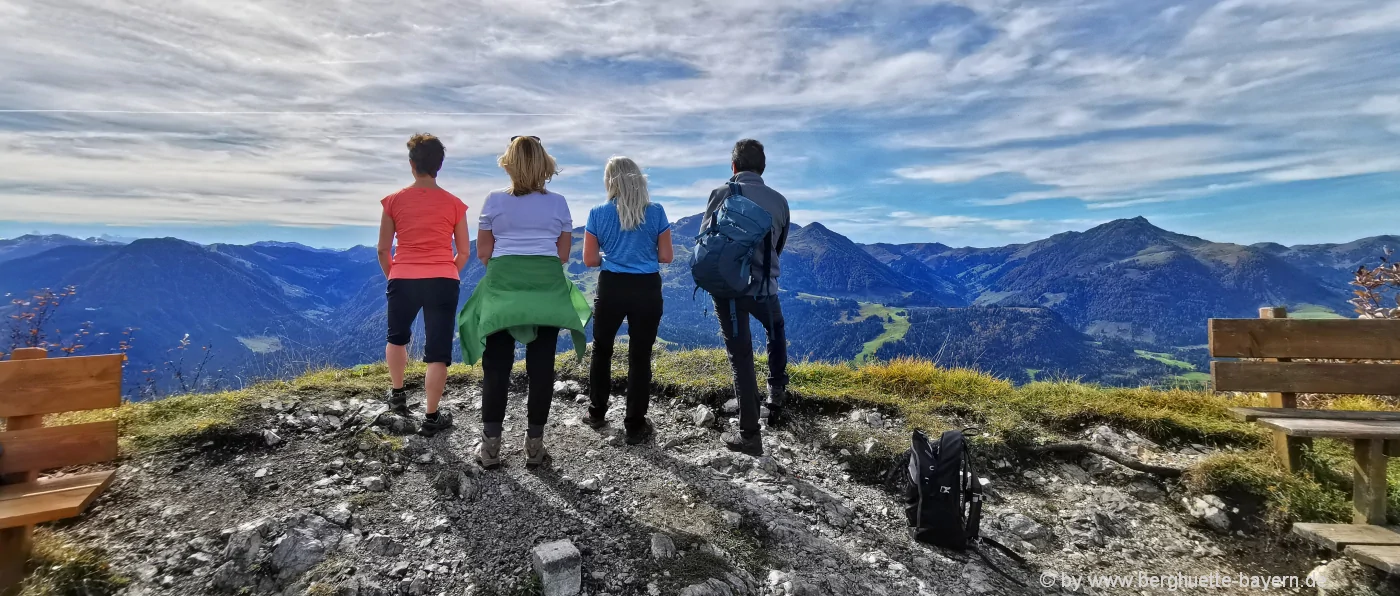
[1210,307,1400,575]
[0,348,122,594]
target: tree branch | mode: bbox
[1028,441,1183,477]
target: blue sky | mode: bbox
[1,0,1398,248]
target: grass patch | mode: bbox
[1288,304,1346,319]
[19,530,129,596]
[1134,349,1196,371]
[853,304,910,364]
[1187,451,1351,530]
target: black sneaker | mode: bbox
[582,410,608,430]
[625,419,655,445]
[764,404,787,429]
[418,411,454,436]
[721,431,763,456]
[387,388,410,416]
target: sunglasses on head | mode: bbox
[511,135,541,142]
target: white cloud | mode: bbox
[0,0,1396,244]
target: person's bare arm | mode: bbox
[657,229,674,264]
[583,232,602,267]
[453,218,471,271]
[376,211,395,278]
[477,230,495,266]
[557,232,573,264]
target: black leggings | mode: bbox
[481,327,559,438]
[589,271,663,433]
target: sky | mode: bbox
[1,0,1399,249]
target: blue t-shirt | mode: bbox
[585,202,670,274]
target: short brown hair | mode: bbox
[407,133,444,178]
[498,136,558,196]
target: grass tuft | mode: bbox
[19,530,129,596]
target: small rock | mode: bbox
[650,534,676,560]
[325,502,353,528]
[532,540,582,596]
[553,380,582,397]
[364,533,404,557]
[720,510,742,528]
[578,477,601,493]
[362,476,387,492]
[269,530,326,579]
[722,398,740,415]
[253,468,269,479]
[1001,513,1050,542]
[1184,495,1231,533]
[693,406,716,428]
[262,429,282,446]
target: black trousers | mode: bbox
[714,295,788,436]
[385,277,460,364]
[481,327,560,436]
[588,271,663,433]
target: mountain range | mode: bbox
[0,217,1388,394]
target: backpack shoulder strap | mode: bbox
[727,181,742,198]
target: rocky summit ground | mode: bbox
[32,375,1400,596]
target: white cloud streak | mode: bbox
[0,0,1396,246]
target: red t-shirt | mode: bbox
[381,187,468,280]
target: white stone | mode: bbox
[532,540,582,596]
[693,406,716,428]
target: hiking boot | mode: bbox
[476,435,502,470]
[763,404,787,429]
[582,409,608,430]
[721,431,764,457]
[525,437,551,469]
[418,411,454,436]
[387,388,410,416]
[625,419,655,445]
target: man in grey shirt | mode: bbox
[701,139,790,456]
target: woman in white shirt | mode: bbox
[457,135,591,469]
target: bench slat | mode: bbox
[0,421,118,475]
[1256,418,1400,439]
[0,354,123,418]
[1212,361,1400,395]
[1209,318,1400,359]
[0,471,113,530]
[1229,407,1400,422]
[1346,545,1400,576]
[1294,523,1400,550]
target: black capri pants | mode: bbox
[386,277,460,364]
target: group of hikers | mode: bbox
[375,134,789,468]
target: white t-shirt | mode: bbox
[478,189,573,258]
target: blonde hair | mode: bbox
[498,136,558,196]
[604,156,651,231]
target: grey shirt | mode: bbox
[702,171,790,296]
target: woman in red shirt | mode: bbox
[376,133,469,436]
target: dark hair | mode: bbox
[731,138,765,175]
[407,133,445,178]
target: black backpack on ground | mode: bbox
[894,428,984,549]
[887,429,1026,572]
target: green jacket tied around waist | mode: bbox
[457,255,592,365]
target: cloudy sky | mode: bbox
[1,0,1398,248]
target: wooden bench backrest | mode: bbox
[0,349,122,481]
[1209,317,1400,395]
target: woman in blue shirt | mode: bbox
[581,156,673,444]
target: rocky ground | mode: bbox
[39,377,1400,595]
